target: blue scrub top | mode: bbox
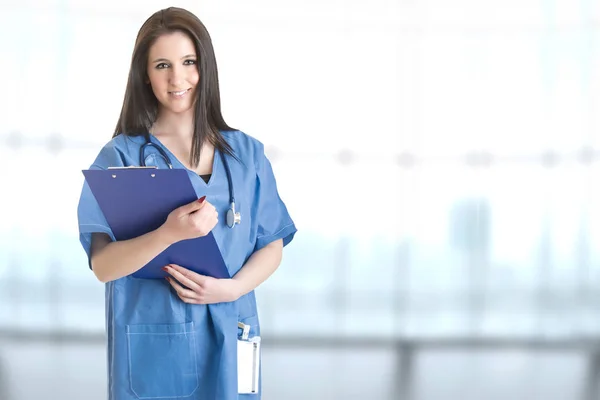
[77,130,296,400]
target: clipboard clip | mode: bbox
[107,166,158,170]
[107,166,159,179]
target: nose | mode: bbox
[169,64,185,86]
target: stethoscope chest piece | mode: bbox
[226,202,241,228]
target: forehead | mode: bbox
[148,31,196,59]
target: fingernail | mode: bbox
[198,196,206,203]
[162,267,169,272]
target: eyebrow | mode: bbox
[151,54,197,63]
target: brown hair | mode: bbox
[113,7,235,165]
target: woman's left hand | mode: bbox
[164,264,242,304]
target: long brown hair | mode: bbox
[114,7,236,165]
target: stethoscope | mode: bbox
[140,135,241,228]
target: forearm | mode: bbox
[90,228,173,283]
[232,239,283,297]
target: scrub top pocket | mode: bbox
[126,321,199,399]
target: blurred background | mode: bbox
[1,0,600,399]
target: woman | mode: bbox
[77,7,296,400]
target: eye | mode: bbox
[155,62,169,69]
[183,59,197,66]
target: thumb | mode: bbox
[179,195,207,215]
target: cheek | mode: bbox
[148,72,165,93]
[149,83,162,100]
[190,70,200,87]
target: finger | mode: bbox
[178,196,207,216]
[178,295,202,304]
[167,264,207,287]
[167,277,199,299]
[189,203,216,226]
[195,204,218,224]
[180,295,210,304]
[195,202,216,218]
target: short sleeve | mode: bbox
[77,142,125,266]
[253,149,297,252]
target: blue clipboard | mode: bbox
[82,167,230,280]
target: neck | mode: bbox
[152,108,195,139]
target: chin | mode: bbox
[164,104,194,115]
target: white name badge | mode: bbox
[238,337,261,394]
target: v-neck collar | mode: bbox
[147,133,220,187]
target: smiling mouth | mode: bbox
[169,89,191,96]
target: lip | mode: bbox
[169,88,191,96]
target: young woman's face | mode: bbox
[147,31,199,116]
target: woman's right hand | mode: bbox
[159,196,218,244]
